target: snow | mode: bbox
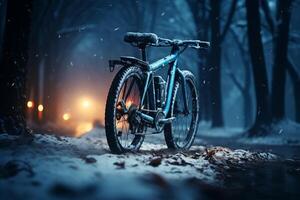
[239,120,300,146]
[198,127,243,138]
[0,128,278,199]
[196,120,300,146]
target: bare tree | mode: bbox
[186,0,211,122]
[267,0,293,121]
[226,27,253,128]
[27,0,107,123]
[209,0,224,127]
[261,0,298,123]
[287,59,300,122]
[0,0,33,134]
[0,0,7,62]
[246,0,271,135]
[186,0,237,127]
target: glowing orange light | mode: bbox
[62,113,71,121]
[76,122,93,136]
[38,104,44,112]
[81,99,91,109]
[27,101,33,108]
[116,119,129,130]
[126,100,133,108]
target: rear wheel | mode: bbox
[105,66,145,154]
[164,70,199,149]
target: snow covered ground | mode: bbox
[0,127,281,200]
[197,120,300,146]
[239,120,300,146]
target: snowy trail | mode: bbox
[0,128,289,200]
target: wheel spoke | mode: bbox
[171,80,196,148]
[122,79,128,100]
[124,78,136,103]
[114,73,143,150]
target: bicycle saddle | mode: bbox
[124,32,158,45]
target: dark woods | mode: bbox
[0,0,298,136]
[246,0,294,135]
[0,0,32,134]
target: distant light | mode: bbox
[126,100,133,108]
[63,113,71,121]
[38,104,44,112]
[76,122,93,136]
[27,101,33,108]
[81,99,91,109]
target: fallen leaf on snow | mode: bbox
[149,157,162,167]
[114,161,125,169]
[81,156,97,164]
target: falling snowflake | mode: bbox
[169,18,175,23]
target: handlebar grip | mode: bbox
[198,41,210,49]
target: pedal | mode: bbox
[158,117,175,124]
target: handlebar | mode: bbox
[154,37,210,49]
[124,32,210,50]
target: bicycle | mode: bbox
[105,32,210,153]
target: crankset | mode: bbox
[154,110,176,132]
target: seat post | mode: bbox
[139,45,147,61]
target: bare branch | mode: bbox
[287,56,300,81]
[261,0,275,34]
[57,24,98,35]
[223,52,244,92]
[220,0,238,42]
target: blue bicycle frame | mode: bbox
[108,40,194,127]
[137,45,189,124]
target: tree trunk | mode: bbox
[271,0,292,121]
[0,0,7,62]
[198,1,211,122]
[246,0,270,134]
[243,90,252,128]
[187,0,211,122]
[0,0,32,134]
[293,82,300,122]
[287,60,300,123]
[43,38,59,123]
[209,0,223,127]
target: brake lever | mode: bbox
[190,44,210,50]
[187,44,201,49]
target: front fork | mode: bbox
[176,68,190,115]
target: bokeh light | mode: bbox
[63,113,71,121]
[38,104,44,112]
[27,101,34,108]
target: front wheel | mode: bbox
[164,70,199,149]
[105,66,145,154]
